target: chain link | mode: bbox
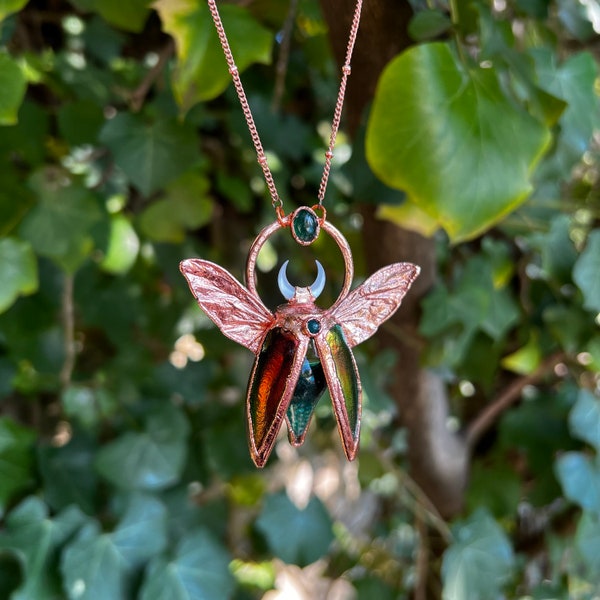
[206,0,363,217]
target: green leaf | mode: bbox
[95,404,190,491]
[140,529,234,600]
[0,417,35,516]
[0,0,28,21]
[82,0,151,33]
[501,335,541,375]
[155,0,273,111]
[0,51,26,125]
[0,238,38,314]
[573,229,600,312]
[555,452,600,514]
[255,492,334,566]
[100,113,200,196]
[38,434,98,514]
[442,509,515,600]
[99,214,140,274]
[61,522,128,600]
[60,495,167,599]
[138,172,213,242]
[0,497,87,600]
[19,169,103,272]
[0,101,49,167]
[408,10,452,41]
[420,254,520,368]
[57,100,104,147]
[111,495,168,568]
[575,512,600,574]
[537,215,578,282]
[366,42,551,242]
[533,50,600,178]
[569,389,600,452]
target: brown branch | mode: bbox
[414,511,429,600]
[465,352,567,449]
[129,39,174,112]
[59,273,76,390]
[272,0,299,112]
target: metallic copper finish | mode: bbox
[245,217,354,308]
[180,222,420,467]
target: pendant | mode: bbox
[180,206,420,467]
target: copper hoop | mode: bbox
[245,220,354,307]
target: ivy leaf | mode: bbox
[533,49,600,177]
[0,417,36,516]
[0,0,27,21]
[0,51,27,125]
[408,10,452,41]
[573,229,600,312]
[555,452,600,514]
[140,529,235,600]
[575,512,600,574]
[60,495,168,599]
[442,509,515,600]
[569,389,600,452]
[38,434,98,514]
[138,172,213,242]
[154,0,273,112]
[99,214,140,275]
[0,497,86,600]
[61,522,128,600]
[75,0,151,33]
[95,404,190,491]
[57,99,104,147]
[100,113,200,196]
[111,495,168,568]
[0,237,38,314]
[19,169,103,273]
[255,493,334,566]
[366,42,551,242]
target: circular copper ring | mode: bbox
[245,219,354,307]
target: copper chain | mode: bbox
[206,0,363,216]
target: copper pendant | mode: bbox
[180,207,420,467]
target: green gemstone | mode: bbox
[307,319,320,334]
[292,208,318,243]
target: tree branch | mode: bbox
[130,39,174,112]
[465,352,567,449]
[272,0,298,112]
[59,273,76,390]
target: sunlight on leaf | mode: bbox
[366,42,551,242]
[154,0,273,112]
[0,51,27,125]
[0,238,38,314]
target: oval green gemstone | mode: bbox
[292,208,319,244]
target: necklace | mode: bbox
[180,0,420,468]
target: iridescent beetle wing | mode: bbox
[247,329,309,467]
[311,262,421,459]
[179,259,273,354]
[332,262,420,348]
[315,324,361,460]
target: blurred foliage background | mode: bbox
[0,0,599,598]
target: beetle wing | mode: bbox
[180,259,273,355]
[315,325,361,461]
[247,327,309,467]
[331,262,420,348]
